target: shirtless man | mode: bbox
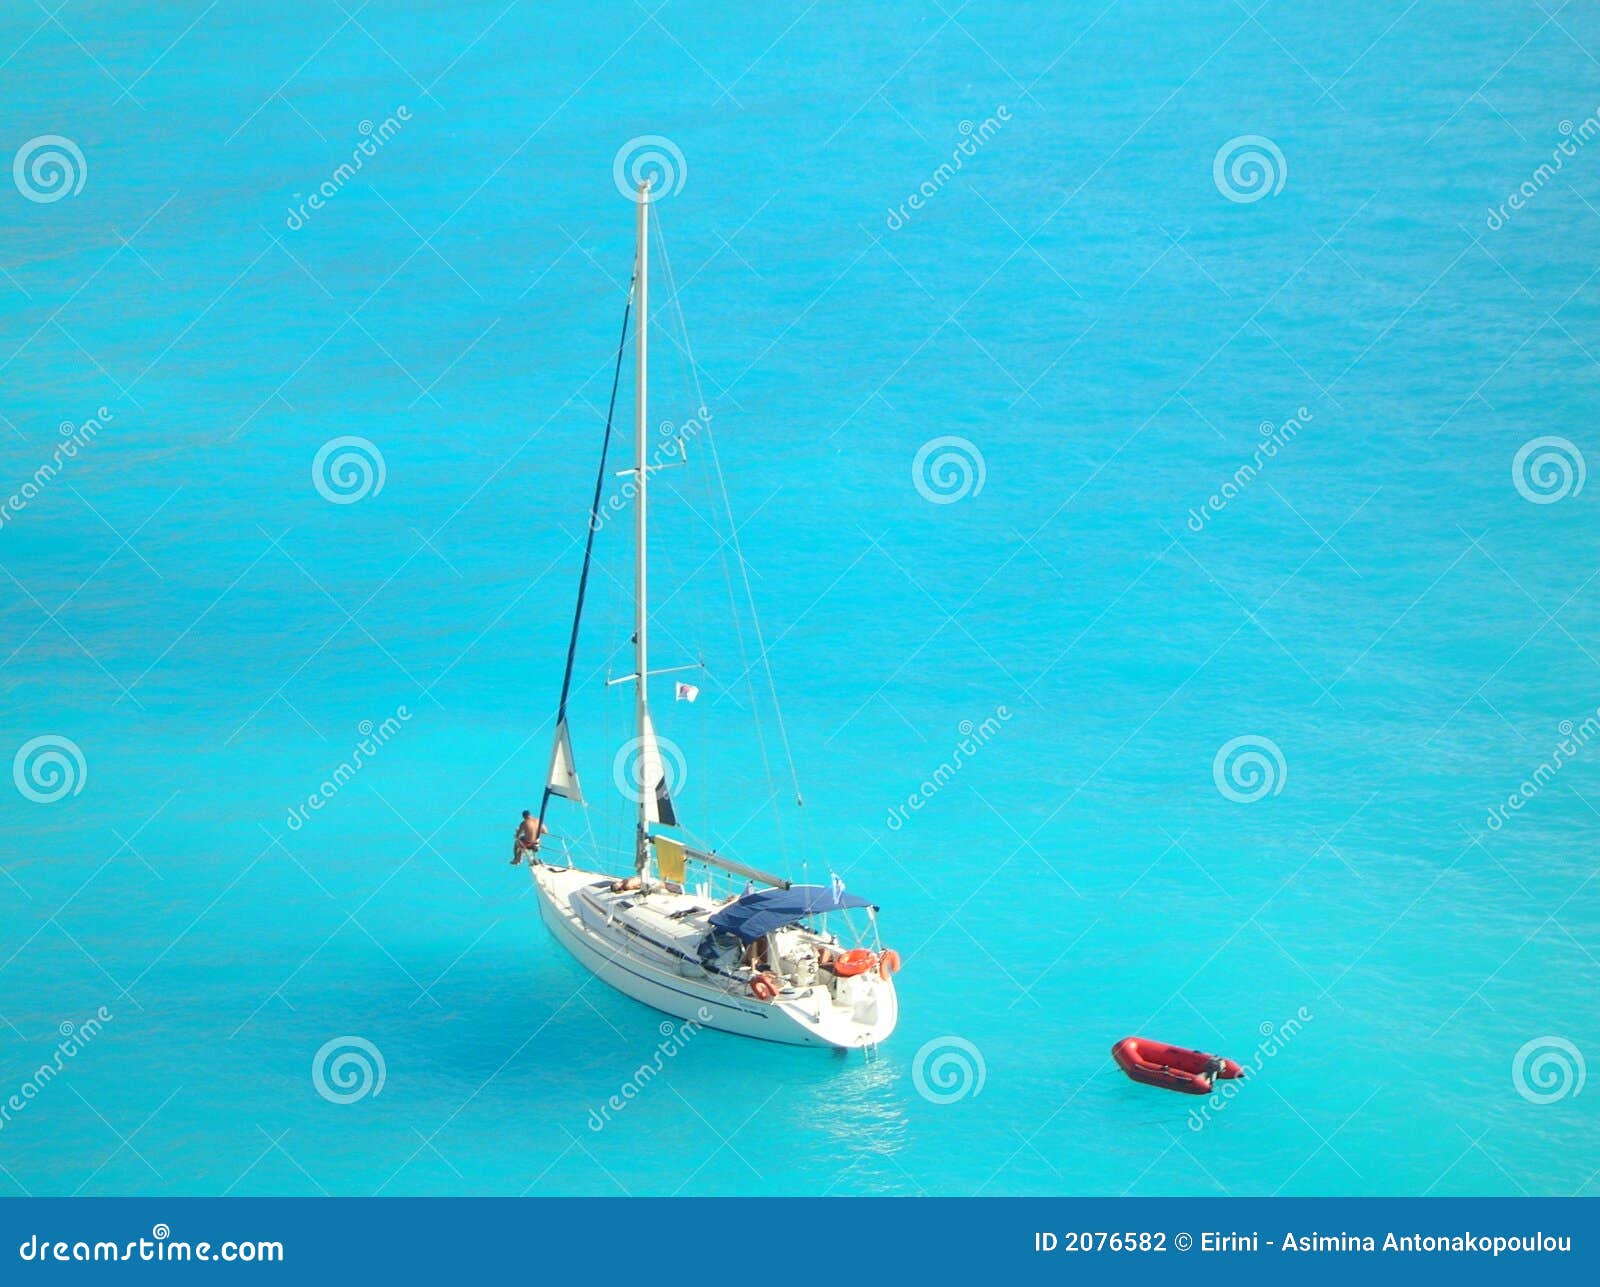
[511,810,548,865]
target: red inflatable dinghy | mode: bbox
[1112,1037,1243,1095]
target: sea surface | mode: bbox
[1,1,1597,1197]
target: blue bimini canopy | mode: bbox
[708,884,873,943]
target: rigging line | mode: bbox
[650,209,704,422]
[647,213,712,689]
[537,266,637,835]
[650,212,721,833]
[700,382,808,816]
[706,484,792,860]
[643,217,701,658]
[653,214,796,863]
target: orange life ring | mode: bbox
[749,974,779,1001]
[833,948,876,978]
[878,948,902,978]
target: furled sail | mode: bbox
[638,708,678,827]
[545,719,583,804]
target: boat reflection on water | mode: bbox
[798,1055,912,1190]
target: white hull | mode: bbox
[531,863,897,1049]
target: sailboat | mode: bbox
[521,177,900,1049]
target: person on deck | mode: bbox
[511,811,548,865]
[741,936,770,971]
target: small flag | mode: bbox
[675,681,700,703]
[829,871,846,901]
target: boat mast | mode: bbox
[633,176,651,878]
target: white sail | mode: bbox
[637,708,676,827]
[545,719,583,803]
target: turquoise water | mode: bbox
[2,1,1597,1197]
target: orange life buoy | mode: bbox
[878,948,902,978]
[833,948,876,978]
[749,974,779,1001]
